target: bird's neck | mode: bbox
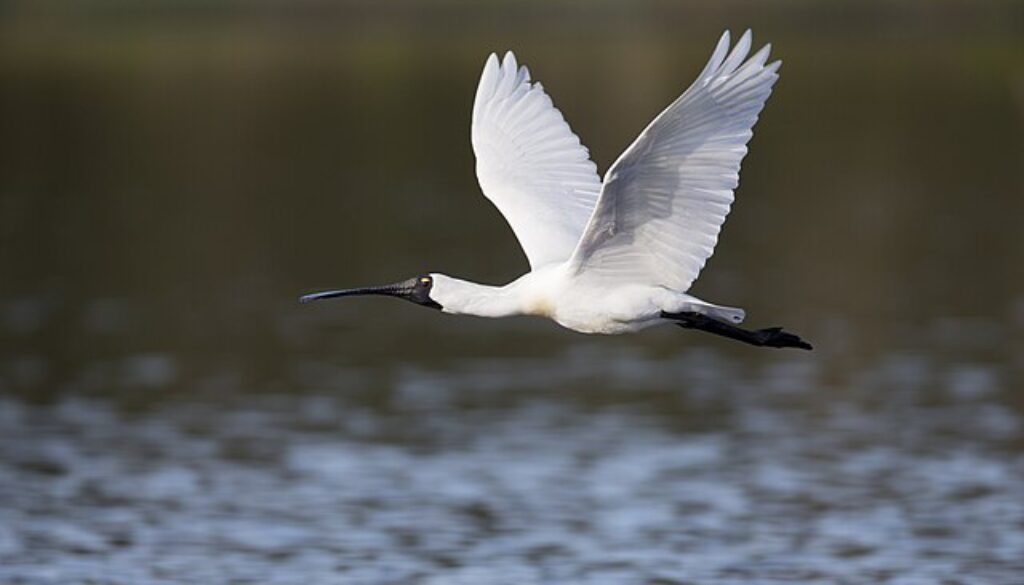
[431,274,529,318]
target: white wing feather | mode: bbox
[472,52,603,269]
[569,30,780,291]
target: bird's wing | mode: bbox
[472,51,603,269]
[568,31,780,291]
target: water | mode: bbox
[2,2,1023,583]
[2,352,1023,583]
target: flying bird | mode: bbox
[302,30,811,350]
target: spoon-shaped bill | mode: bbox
[300,281,411,304]
[299,277,441,310]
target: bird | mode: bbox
[301,30,811,350]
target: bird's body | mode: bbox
[302,30,812,350]
[431,268,741,335]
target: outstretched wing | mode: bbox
[472,52,603,269]
[569,31,780,291]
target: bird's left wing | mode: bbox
[568,31,780,291]
[472,52,603,269]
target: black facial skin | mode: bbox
[299,275,442,311]
[407,275,442,310]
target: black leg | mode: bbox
[661,311,812,350]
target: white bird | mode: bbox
[302,30,811,350]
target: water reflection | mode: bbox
[1,1,1023,582]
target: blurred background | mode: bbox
[1,1,1022,583]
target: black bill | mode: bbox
[299,276,441,310]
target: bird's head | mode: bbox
[300,274,444,310]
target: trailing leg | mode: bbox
[661,311,812,350]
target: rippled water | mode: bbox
[2,344,1023,583]
[2,2,1024,583]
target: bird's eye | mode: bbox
[420,277,431,286]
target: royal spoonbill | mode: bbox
[302,30,811,350]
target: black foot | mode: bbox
[662,311,813,351]
[751,327,813,350]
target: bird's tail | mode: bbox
[704,304,746,324]
[667,294,745,324]
[681,298,745,324]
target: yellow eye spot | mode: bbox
[421,278,431,285]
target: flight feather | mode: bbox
[472,52,603,269]
[569,30,780,291]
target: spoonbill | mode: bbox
[302,30,811,350]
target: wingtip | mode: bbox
[518,63,531,84]
[501,51,517,72]
[734,29,753,56]
[474,53,505,116]
[699,30,733,82]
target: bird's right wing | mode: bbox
[568,31,780,291]
[472,52,603,270]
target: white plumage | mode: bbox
[570,31,779,292]
[472,51,602,269]
[302,31,811,350]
